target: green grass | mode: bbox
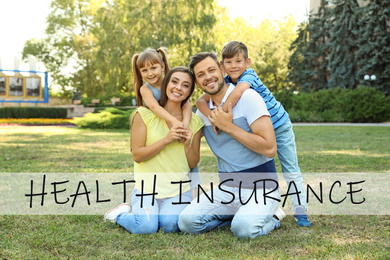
[291,126,390,173]
[1,125,389,259]
[1,126,389,173]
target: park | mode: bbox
[1,0,390,259]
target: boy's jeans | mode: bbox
[117,188,192,234]
[275,118,307,211]
[178,185,281,239]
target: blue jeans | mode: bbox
[189,165,201,190]
[116,188,192,234]
[178,185,281,239]
[275,118,307,211]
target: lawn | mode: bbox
[0,125,389,259]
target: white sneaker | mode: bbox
[274,208,286,221]
[104,203,131,223]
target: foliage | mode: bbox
[22,0,105,97]
[23,0,217,99]
[286,22,310,91]
[274,87,390,122]
[213,12,298,92]
[0,107,67,119]
[287,0,390,93]
[22,0,298,101]
[355,0,390,94]
[342,86,390,122]
[287,0,332,91]
[328,0,360,89]
[73,107,135,129]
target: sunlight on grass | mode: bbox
[60,142,129,152]
[316,150,386,157]
[331,236,369,246]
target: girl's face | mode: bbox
[166,72,193,103]
[140,61,164,86]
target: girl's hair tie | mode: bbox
[156,49,160,53]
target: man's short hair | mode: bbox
[221,41,248,61]
[189,52,220,73]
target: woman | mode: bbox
[104,67,203,234]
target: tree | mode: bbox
[22,0,105,97]
[328,0,360,89]
[305,0,331,91]
[285,21,310,90]
[213,11,298,92]
[22,0,297,99]
[355,0,390,94]
[93,0,217,100]
[252,16,298,92]
[287,0,331,91]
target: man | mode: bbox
[178,52,285,239]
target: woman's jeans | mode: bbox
[117,188,192,234]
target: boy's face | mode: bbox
[222,53,251,83]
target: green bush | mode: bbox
[273,90,294,111]
[0,107,68,119]
[341,87,390,122]
[73,108,135,129]
[274,87,390,122]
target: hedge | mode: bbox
[0,107,68,119]
[73,107,135,129]
[73,87,390,129]
[274,87,390,123]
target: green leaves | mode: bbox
[287,0,390,93]
[23,0,298,99]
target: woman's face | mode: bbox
[166,72,193,103]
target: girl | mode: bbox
[104,67,204,234]
[132,47,192,130]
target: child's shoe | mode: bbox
[294,206,311,227]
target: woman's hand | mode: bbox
[165,125,187,144]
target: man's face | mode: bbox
[222,53,251,84]
[193,57,225,95]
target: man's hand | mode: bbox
[208,103,233,132]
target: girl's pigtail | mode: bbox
[157,48,170,76]
[132,54,144,106]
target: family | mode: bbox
[104,41,311,239]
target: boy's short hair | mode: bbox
[221,41,248,61]
[189,52,220,72]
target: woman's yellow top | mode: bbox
[133,107,203,198]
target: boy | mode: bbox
[196,41,311,227]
